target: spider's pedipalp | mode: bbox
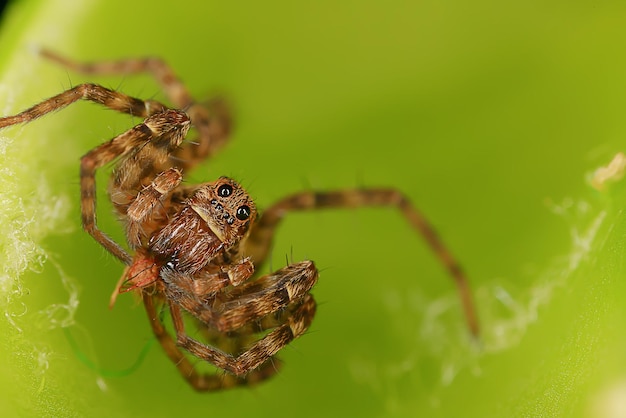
[126,168,183,248]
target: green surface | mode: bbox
[1,0,626,416]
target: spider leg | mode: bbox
[201,295,313,349]
[169,292,317,377]
[169,97,232,172]
[195,293,317,377]
[155,261,317,377]
[0,83,169,129]
[81,109,191,264]
[164,260,318,333]
[246,188,480,337]
[39,48,194,109]
[142,291,283,392]
[39,49,232,172]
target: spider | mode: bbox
[0,49,479,391]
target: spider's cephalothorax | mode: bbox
[0,49,479,392]
[118,177,258,298]
[150,178,256,274]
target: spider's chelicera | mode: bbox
[0,49,479,391]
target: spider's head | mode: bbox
[149,177,256,273]
[189,177,257,248]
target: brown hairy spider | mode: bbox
[0,49,479,391]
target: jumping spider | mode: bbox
[0,49,479,391]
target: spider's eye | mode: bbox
[236,205,251,221]
[217,184,233,197]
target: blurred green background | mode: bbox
[2,0,626,416]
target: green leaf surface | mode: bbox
[1,0,626,417]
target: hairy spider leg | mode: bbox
[40,48,194,108]
[136,259,315,392]
[0,83,190,264]
[39,49,232,172]
[162,261,318,377]
[200,294,313,354]
[0,83,169,129]
[246,188,480,337]
[142,292,285,392]
[81,109,191,264]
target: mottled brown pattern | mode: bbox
[0,49,479,392]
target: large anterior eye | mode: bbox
[236,205,251,220]
[217,184,233,197]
